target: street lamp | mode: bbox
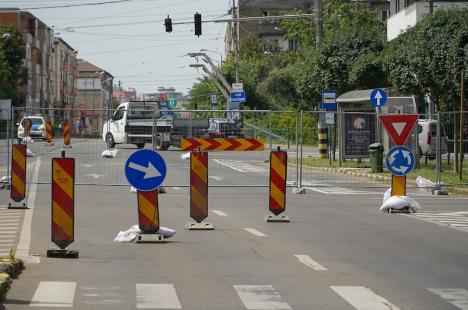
[200,49,223,65]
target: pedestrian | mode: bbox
[76,118,82,135]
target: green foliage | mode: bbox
[383,9,468,111]
[0,26,27,106]
[188,77,227,110]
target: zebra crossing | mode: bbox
[0,206,23,257]
[411,211,468,233]
[19,281,468,309]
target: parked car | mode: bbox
[207,119,244,138]
[417,119,448,158]
[17,115,46,142]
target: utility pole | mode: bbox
[314,0,323,47]
[460,68,465,180]
[232,0,239,83]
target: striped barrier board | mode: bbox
[51,158,75,249]
[137,190,159,234]
[10,144,26,203]
[391,175,406,196]
[269,150,287,216]
[63,120,71,147]
[187,151,213,230]
[46,120,53,143]
[181,138,264,151]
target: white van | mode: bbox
[417,119,447,158]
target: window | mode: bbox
[381,10,390,21]
[113,107,125,121]
[396,0,400,12]
[288,39,299,51]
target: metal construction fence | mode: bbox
[1,107,467,190]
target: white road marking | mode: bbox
[208,175,223,181]
[17,158,40,260]
[294,254,328,271]
[331,286,400,310]
[136,284,182,309]
[213,159,247,172]
[409,212,468,233]
[244,228,267,237]
[212,210,228,216]
[0,227,17,230]
[234,285,292,310]
[428,288,468,310]
[172,187,181,190]
[30,281,76,307]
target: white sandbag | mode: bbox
[383,188,391,204]
[22,137,33,144]
[102,149,117,158]
[158,226,176,238]
[180,152,191,159]
[380,196,421,213]
[130,186,137,193]
[416,176,436,188]
[26,148,35,157]
[114,224,140,242]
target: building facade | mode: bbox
[0,8,54,111]
[113,87,137,104]
[76,59,113,134]
[387,0,468,40]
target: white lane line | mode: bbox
[0,227,17,230]
[213,159,247,172]
[234,285,292,310]
[0,239,14,242]
[331,286,401,310]
[172,187,181,190]
[212,210,228,216]
[244,228,267,237]
[208,175,223,181]
[30,281,76,307]
[294,254,328,271]
[17,158,41,260]
[136,284,182,309]
[428,288,468,310]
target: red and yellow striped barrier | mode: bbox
[10,144,26,203]
[63,120,71,147]
[391,175,406,196]
[51,158,75,249]
[181,138,264,151]
[137,190,159,234]
[46,120,53,143]
[269,150,287,216]
[190,151,208,223]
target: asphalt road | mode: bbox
[0,140,468,309]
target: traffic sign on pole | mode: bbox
[321,90,337,110]
[125,149,167,191]
[210,93,218,107]
[379,114,418,146]
[370,88,388,107]
[385,146,416,176]
[230,91,246,103]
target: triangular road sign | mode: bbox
[379,114,419,146]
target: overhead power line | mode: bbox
[21,0,138,10]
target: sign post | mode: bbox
[47,157,78,258]
[265,148,289,222]
[125,149,167,242]
[186,151,213,230]
[370,88,388,143]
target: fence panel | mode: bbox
[0,107,11,183]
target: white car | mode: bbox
[17,115,46,141]
[417,119,448,158]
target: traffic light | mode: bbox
[194,13,202,37]
[165,15,172,33]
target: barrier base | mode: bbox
[46,249,79,259]
[386,207,411,214]
[292,187,306,194]
[63,145,72,149]
[8,201,27,209]
[45,142,54,146]
[158,186,166,194]
[185,222,214,230]
[136,233,165,243]
[265,214,290,223]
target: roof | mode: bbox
[337,89,375,103]
[77,59,113,77]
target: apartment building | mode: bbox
[51,36,78,123]
[0,8,54,111]
[387,0,468,40]
[225,0,390,54]
[76,59,113,134]
[114,87,137,104]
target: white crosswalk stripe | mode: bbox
[331,286,401,310]
[411,211,468,232]
[30,281,76,307]
[136,284,182,309]
[234,285,292,310]
[428,288,468,310]
[0,208,22,256]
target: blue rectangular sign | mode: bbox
[321,90,337,110]
[230,91,246,103]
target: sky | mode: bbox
[1,0,230,95]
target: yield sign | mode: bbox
[379,114,419,146]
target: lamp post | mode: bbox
[200,49,223,66]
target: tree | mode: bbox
[0,26,27,107]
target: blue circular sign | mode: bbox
[125,149,167,191]
[370,88,388,107]
[385,146,415,176]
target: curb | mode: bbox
[0,256,24,301]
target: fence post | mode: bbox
[269,112,272,150]
[436,112,441,189]
[6,107,10,184]
[299,110,303,189]
[152,106,157,150]
[460,69,465,180]
[295,112,299,188]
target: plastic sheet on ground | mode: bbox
[26,148,35,157]
[180,152,190,160]
[380,188,421,213]
[416,176,436,188]
[102,149,118,158]
[114,225,176,242]
[129,186,137,193]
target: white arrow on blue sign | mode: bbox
[125,149,167,191]
[385,146,415,176]
[370,88,388,107]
